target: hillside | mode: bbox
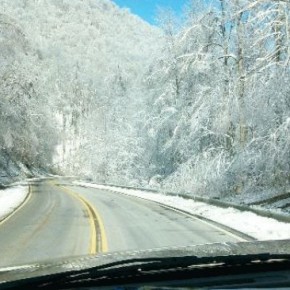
[0,0,163,185]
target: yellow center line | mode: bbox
[50,181,108,254]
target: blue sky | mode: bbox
[112,0,189,25]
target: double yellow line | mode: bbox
[51,182,108,254]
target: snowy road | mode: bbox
[0,179,245,267]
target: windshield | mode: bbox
[0,0,289,278]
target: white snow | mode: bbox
[75,182,290,241]
[0,186,29,221]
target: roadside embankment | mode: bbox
[0,186,29,222]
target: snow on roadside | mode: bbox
[0,186,29,221]
[75,182,290,241]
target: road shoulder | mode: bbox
[0,185,30,224]
[74,181,290,241]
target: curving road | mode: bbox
[0,179,246,268]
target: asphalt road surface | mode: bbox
[0,179,246,268]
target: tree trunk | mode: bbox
[235,0,247,149]
[220,0,233,152]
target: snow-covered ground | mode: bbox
[75,182,290,241]
[0,186,29,221]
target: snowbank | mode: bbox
[0,186,29,221]
[75,182,290,241]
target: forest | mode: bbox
[0,0,289,202]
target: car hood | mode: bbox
[1,239,290,285]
